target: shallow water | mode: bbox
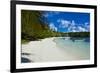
[54,37,90,60]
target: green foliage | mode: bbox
[21,39,30,44]
[21,10,51,40]
[68,32,90,37]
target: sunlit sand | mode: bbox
[22,37,89,63]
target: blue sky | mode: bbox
[43,11,90,32]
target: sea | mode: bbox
[53,37,90,60]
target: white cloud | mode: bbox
[86,25,90,31]
[68,26,78,32]
[49,23,58,31]
[58,19,77,28]
[58,19,78,32]
[54,27,57,31]
[71,20,76,26]
[72,29,77,32]
[85,22,89,25]
[84,22,90,31]
[57,19,71,28]
[57,19,89,32]
[69,26,87,32]
[78,26,87,32]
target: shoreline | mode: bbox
[22,37,89,63]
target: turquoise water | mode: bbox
[54,37,90,60]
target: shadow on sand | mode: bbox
[21,57,31,63]
[21,53,31,55]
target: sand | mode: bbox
[22,37,79,63]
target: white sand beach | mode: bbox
[22,37,88,63]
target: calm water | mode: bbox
[54,37,90,60]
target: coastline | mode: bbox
[22,37,76,63]
[21,37,89,63]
